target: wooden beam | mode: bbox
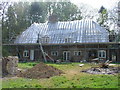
[2,42,119,45]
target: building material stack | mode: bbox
[2,56,18,76]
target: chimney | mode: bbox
[48,14,58,23]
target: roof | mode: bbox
[14,19,109,44]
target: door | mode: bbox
[30,50,34,60]
[63,51,70,61]
[111,51,117,62]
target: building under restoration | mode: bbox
[4,16,120,62]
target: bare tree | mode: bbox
[78,3,98,21]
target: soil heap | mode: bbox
[18,63,63,79]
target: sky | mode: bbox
[1,0,119,10]
[70,0,119,9]
[0,0,119,31]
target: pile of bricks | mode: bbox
[2,56,18,76]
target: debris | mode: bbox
[91,58,99,63]
[81,66,120,75]
[79,64,84,67]
[109,64,116,66]
[99,60,112,68]
[18,62,63,79]
[56,59,61,63]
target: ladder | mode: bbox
[16,46,23,61]
[44,52,54,62]
[38,34,54,62]
[38,40,47,62]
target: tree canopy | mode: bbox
[1,1,82,43]
[1,1,119,43]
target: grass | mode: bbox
[2,62,120,88]
[18,62,39,69]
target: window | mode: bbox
[23,50,29,57]
[98,50,106,58]
[51,51,58,56]
[41,35,50,43]
[74,51,81,56]
[65,38,72,43]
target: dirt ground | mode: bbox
[17,62,63,79]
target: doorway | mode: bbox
[111,51,117,62]
[63,51,71,61]
[30,50,34,60]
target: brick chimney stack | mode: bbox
[48,14,58,23]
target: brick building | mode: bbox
[7,17,120,62]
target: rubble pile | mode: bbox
[82,66,120,75]
[2,56,18,76]
[18,62,63,79]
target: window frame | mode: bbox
[98,50,106,58]
[63,51,71,61]
[41,35,50,43]
[51,51,58,56]
[74,51,81,56]
[23,50,29,57]
[65,37,72,43]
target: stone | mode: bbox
[2,56,18,76]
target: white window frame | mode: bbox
[23,50,29,57]
[74,51,81,56]
[41,36,50,43]
[63,51,71,61]
[51,51,58,56]
[65,38,72,43]
[98,50,106,58]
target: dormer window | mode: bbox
[65,38,72,43]
[37,35,50,43]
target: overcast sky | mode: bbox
[71,0,119,9]
[1,0,119,10]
